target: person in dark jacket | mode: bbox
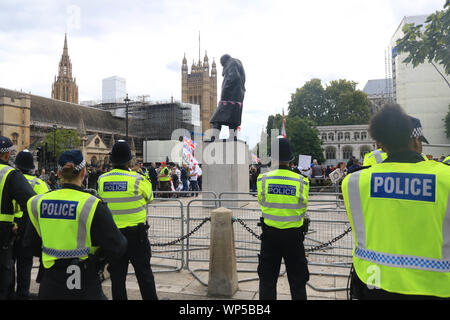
[0,137,37,300]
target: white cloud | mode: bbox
[0,0,446,148]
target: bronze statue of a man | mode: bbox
[209,54,246,140]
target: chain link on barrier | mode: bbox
[233,216,352,253]
[150,217,211,247]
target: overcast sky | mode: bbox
[0,0,446,147]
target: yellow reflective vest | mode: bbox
[159,167,170,182]
[342,160,450,297]
[257,168,309,229]
[97,169,153,229]
[0,164,16,223]
[14,174,50,219]
[27,189,100,269]
[443,156,450,165]
[363,149,387,166]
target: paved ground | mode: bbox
[29,262,350,300]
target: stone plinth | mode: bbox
[207,207,238,297]
[202,140,249,207]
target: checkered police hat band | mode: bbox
[411,127,424,139]
[0,146,14,153]
[57,159,86,172]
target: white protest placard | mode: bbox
[329,168,344,184]
[298,155,312,170]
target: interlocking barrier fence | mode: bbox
[142,188,353,293]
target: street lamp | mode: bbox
[124,94,131,142]
[53,124,57,171]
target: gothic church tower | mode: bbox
[51,33,79,104]
[181,52,217,133]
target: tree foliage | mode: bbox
[260,113,324,164]
[285,116,324,163]
[287,79,371,126]
[395,1,450,85]
[40,128,81,160]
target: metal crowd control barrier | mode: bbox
[185,192,353,293]
[127,198,185,275]
[153,190,218,199]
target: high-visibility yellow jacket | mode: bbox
[14,174,50,219]
[257,168,309,229]
[342,160,450,297]
[97,169,153,229]
[363,149,387,166]
[27,189,100,269]
[0,164,16,223]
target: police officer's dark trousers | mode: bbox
[108,224,158,300]
[38,259,107,300]
[257,223,309,300]
[8,237,33,299]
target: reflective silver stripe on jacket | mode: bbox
[109,206,146,215]
[262,212,303,222]
[373,150,384,164]
[259,174,306,210]
[29,177,38,189]
[348,171,450,267]
[30,194,46,235]
[346,170,366,248]
[440,192,450,259]
[32,195,98,258]
[103,195,144,203]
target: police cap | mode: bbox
[409,116,429,144]
[58,150,86,172]
[273,137,294,162]
[0,136,14,153]
[110,140,132,165]
[14,149,35,170]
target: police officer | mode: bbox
[256,137,310,300]
[8,150,50,299]
[97,140,158,300]
[0,138,36,300]
[362,144,387,166]
[24,150,127,300]
[343,104,450,299]
[158,161,171,198]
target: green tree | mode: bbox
[40,128,81,160]
[395,1,450,87]
[288,78,371,126]
[285,116,325,163]
[324,80,371,125]
[287,79,326,125]
[260,113,324,163]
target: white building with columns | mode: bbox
[316,124,376,166]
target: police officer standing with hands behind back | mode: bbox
[256,137,310,300]
[0,137,36,300]
[343,104,450,299]
[24,150,127,299]
[9,150,50,299]
[97,140,158,300]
